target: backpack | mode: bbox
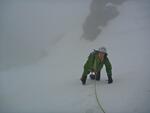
[86,49,99,68]
[88,49,99,60]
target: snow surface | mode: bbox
[0,0,150,113]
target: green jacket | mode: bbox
[83,51,112,77]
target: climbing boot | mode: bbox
[80,76,87,85]
[108,75,113,84]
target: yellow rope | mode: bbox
[94,80,106,113]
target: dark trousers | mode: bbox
[96,71,101,80]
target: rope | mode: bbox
[94,80,106,113]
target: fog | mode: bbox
[0,0,129,70]
[1,0,150,113]
[0,0,90,70]
[0,0,127,70]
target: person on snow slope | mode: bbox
[80,47,113,85]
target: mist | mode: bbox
[0,0,90,70]
[0,0,150,113]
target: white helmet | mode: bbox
[98,47,107,54]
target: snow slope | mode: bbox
[0,0,150,113]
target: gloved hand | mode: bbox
[90,74,95,80]
[91,72,96,75]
